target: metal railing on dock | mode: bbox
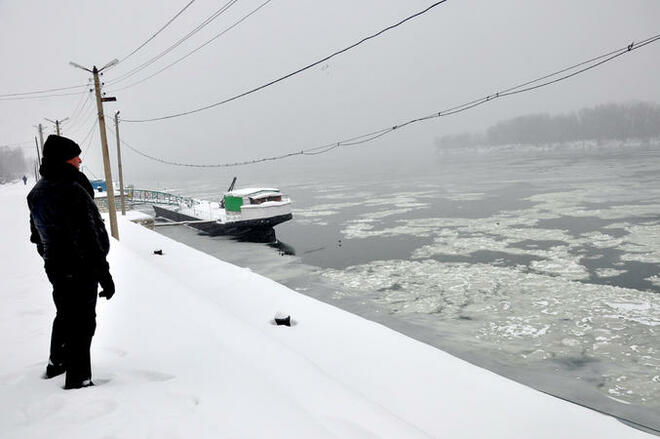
[95,187,194,211]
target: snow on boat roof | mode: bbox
[225,187,280,197]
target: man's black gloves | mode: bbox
[99,272,115,300]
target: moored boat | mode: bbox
[153,186,292,237]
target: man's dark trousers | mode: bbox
[47,270,98,387]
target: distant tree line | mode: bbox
[436,102,660,149]
[0,147,30,183]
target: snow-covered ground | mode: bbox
[0,181,653,438]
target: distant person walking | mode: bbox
[27,135,115,389]
[22,175,27,185]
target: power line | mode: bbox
[0,83,88,98]
[78,119,99,156]
[0,89,87,102]
[66,106,98,137]
[82,165,101,180]
[118,33,660,168]
[66,89,93,125]
[66,92,94,129]
[81,128,97,159]
[108,0,239,86]
[108,0,274,93]
[67,89,89,121]
[120,0,198,63]
[122,0,449,123]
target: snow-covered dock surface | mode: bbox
[0,181,653,439]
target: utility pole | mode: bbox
[114,111,126,215]
[70,59,120,240]
[37,123,44,152]
[45,117,70,136]
[34,136,41,165]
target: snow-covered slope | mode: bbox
[0,181,652,438]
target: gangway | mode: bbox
[126,188,194,207]
[94,187,195,211]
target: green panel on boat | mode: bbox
[224,196,243,212]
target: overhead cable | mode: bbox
[120,0,198,63]
[119,33,660,168]
[78,119,99,154]
[66,106,98,137]
[81,165,101,180]
[122,0,449,122]
[0,89,87,102]
[81,126,98,159]
[108,0,274,93]
[108,0,239,86]
[67,90,92,125]
[0,83,87,98]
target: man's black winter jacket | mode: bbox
[27,160,110,280]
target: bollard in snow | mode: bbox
[274,311,291,327]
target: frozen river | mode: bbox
[150,143,660,432]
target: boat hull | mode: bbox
[153,205,292,237]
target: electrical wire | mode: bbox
[120,0,198,63]
[108,0,239,86]
[77,119,99,156]
[0,89,87,102]
[65,106,98,137]
[108,0,274,93]
[65,93,95,133]
[122,0,449,122]
[67,91,89,122]
[118,33,660,168]
[0,83,88,98]
[81,126,97,159]
[67,90,92,125]
[81,165,101,180]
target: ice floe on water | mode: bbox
[357,207,423,220]
[293,209,339,218]
[343,217,444,239]
[529,256,590,280]
[293,201,363,217]
[334,180,660,286]
[320,259,660,408]
[594,267,628,277]
[618,223,660,264]
[441,192,487,201]
[299,155,660,413]
[603,301,660,327]
[316,190,374,200]
[580,231,623,248]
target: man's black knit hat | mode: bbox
[42,135,81,162]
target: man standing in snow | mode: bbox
[27,135,115,389]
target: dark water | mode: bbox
[150,145,660,433]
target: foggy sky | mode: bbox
[1,0,658,184]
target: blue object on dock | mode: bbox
[90,180,106,192]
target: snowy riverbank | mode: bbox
[0,181,653,438]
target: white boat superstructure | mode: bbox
[153,186,293,236]
[223,187,292,222]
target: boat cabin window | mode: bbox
[248,195,282,204]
